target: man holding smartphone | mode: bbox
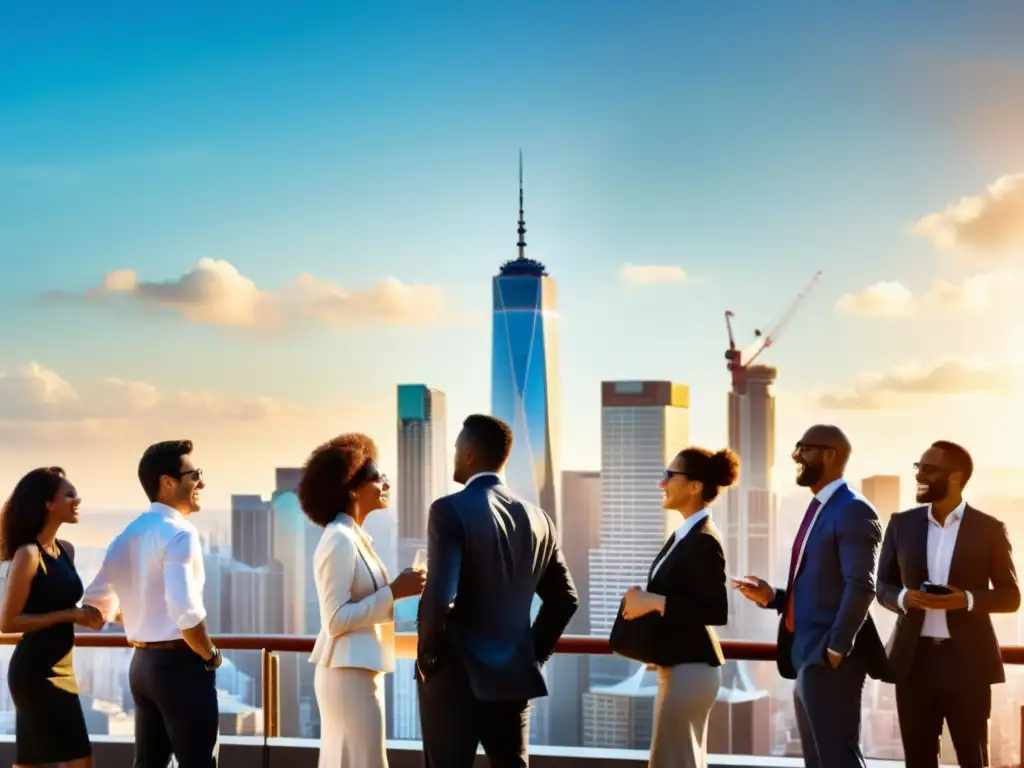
[876,441,1020,768]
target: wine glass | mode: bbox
[412,548,427,573]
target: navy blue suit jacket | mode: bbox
[768,481,889,680]
[415,474,579,700]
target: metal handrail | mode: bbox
[2,632,1024,662]
[4,632,1024,763]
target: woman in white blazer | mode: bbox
[300,433,426,768]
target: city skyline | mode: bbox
[4,3,1024,509]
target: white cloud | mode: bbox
[0,362,304,424]
[52,258,457,332]
[0,363,394,509]
[618,263,687,285]
[910,173,1024,257]
[814,358,1022,410]
[835,271,1017,317]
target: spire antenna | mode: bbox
[517,150,527,259]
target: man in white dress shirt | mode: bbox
[876,440,1020,768]
[84,439,222,768]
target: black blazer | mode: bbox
[617,514,728,668]
[415,475,579,701]
[876,504,1020,685]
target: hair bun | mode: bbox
[708,449,740,488]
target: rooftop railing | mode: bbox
[0,633,1020,766]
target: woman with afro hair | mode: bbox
[302,433,426,768]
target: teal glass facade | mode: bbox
[491,260,561,523]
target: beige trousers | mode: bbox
[314,666,388,768]
[649,662,722,768]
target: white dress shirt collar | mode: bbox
[650,508,711,580]
[673,507,710,542]
[464,471,504,487]
[151,501,185,521]
[927,498,967,527]
[815,477,847,507]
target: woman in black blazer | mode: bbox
[620,446,738,768]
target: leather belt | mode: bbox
[131,639,189,650]
[920,636,950,645]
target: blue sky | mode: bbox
[3,2,1024,507]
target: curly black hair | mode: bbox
[676,446,740,503]
[298,433,378,527]
[0,467,67,562]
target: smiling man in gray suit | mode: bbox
[416,414,579,768]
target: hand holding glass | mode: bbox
[412,548,427,573]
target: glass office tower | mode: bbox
[490,154,561,524]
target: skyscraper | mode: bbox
[396,384,447,568]
[231,494,272,567]
[560,470,601,635]
[491,153,561,524]
[588,381,690,638]
[725,363,778,639]
[861,474,900,527]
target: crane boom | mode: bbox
[743,270,823,368]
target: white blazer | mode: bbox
[308,514,395,672]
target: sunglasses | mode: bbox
[662,469,689,482]
[175,468,203,482]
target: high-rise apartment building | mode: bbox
[396,384,447,568]
[588,381,690,637]
[491,154,560,525]
[861,475,900,527]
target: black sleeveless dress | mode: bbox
[7,540,92,763]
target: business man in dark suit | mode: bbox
[416,413,579,768]
[877,440,1020,768]
[736,424,887,768]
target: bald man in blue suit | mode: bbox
[737,424,889,768]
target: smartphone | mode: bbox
[921,582,953,596]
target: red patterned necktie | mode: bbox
[783,498,821,632]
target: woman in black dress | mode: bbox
[0,467,104,768]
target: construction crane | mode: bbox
[725,270,823,393]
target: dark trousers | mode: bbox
[793,654,868,768]
[417,660,530,768]
[129,647,219,768]
[897,639,991,768]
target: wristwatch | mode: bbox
[204,646,221,671]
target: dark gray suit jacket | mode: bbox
[415,474,579,701]
[876,504,1020,685]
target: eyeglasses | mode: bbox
[794,442,833,453]
[175,468,203,482]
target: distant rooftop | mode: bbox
[498,256,548,277]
